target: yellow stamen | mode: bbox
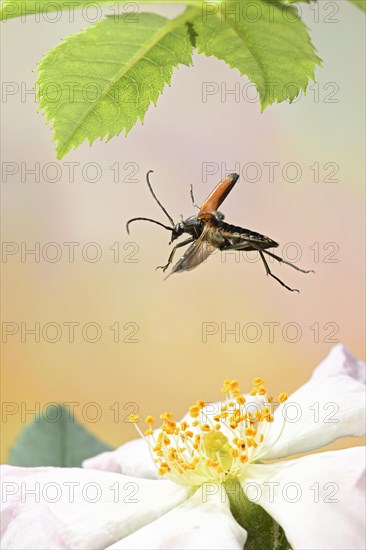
[189,405,200,418]
[136,378,287,486]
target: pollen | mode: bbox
[189,405,200,418]
[278,392,288,403]
[133,378,287,487]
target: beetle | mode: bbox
[126,171,314,292]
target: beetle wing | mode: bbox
[168,224,217,275]
[198,173,239,219]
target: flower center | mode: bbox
[132,378,288,487]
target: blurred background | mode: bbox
[1,1,365,462]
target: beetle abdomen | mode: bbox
[218,221,279,249]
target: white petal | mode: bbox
[83,437,159,479]
[1,465,188,549]
[311,344,365,383]
[243,447,366,550]
[264,345,365,459]
[106,483,247,550]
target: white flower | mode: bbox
[1,345,365,549]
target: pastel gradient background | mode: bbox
[1,1,365,462]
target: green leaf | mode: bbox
[194,0,321,110]
[0,0,198,21]
[36,10,193,158]
[348,0,366,12]
[224,478,291,550]
[8,404,113,467]
[0,0,109,20]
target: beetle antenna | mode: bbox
[126,217,173,234]
[190,185,200,210]
[146,170,175,226]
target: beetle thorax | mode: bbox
[181,216,204,238]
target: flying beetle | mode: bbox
[126,171,314,292]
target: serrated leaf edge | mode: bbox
[36,7,197,158]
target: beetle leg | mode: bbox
[156,237,195,272]
[262,249,315,274]
[259,251,299,293]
